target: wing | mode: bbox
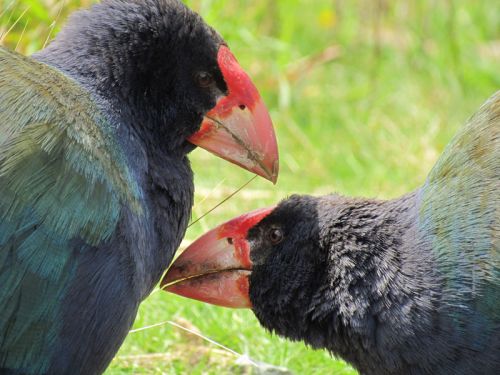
[419,91,499,339]
[0,47,141,372]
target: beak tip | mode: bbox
[271,160,279,184]
[269,173,278,185]
[258,144,279,184]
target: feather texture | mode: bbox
[0,47,142,373]
[420,92,499,333]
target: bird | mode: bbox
[0,0,279,373]
[163,91,499,375]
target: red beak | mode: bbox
[189,46,279,184]
[161,207,274,308]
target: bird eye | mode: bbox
[268,227,284,245]
[195,71,213,87]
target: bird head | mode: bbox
[37,0,278,183]
[161,195,327,337]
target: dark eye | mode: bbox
[268,227,284,245]
[195,71,213,87]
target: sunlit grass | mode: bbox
[1,0,498,373]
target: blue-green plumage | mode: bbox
[419,92,499,350]
[0,46,142,373]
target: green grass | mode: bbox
[1,0,499,373]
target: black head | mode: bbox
[163,194,341,344]
[36,0,227,151]
[246,195,330,343]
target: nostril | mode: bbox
[239,104,246,110]
[227,237,233,245]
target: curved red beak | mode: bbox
[189,46,279,184]
[161,207,274,308]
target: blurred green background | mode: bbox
[1,0,498,373]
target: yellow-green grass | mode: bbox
[1,0,498,373]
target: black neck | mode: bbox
[314,194,424,360]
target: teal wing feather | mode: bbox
[419,91,499,341]
[0,47,141,372]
